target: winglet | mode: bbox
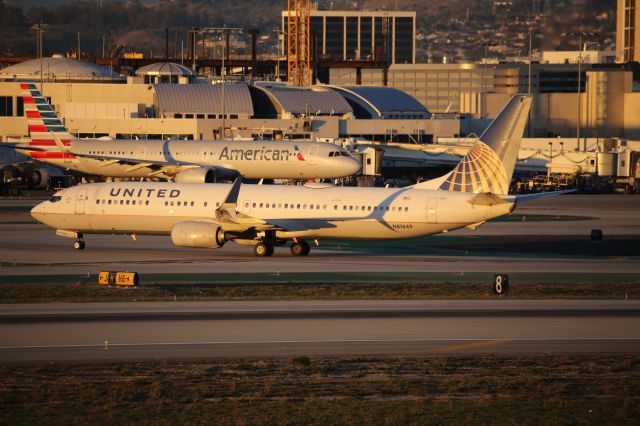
[224,176,243,206]
[51,131,71,153]
[215,177,243,224]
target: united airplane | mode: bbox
[32,95,552,256]
[2,83,360,181]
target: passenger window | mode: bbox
[120,200,124,205]
[126,200,130,205]
[191,201,195,206]
[245,202,249,208]
[297,204,301,209]
[145,200,149,206]
[132,200,136,205]
[386,206,390,211]
[216,202,220,207]
[260,203,264,208]
[349,206,353,210]
[272,203,276,208]
[170,201,174,206]
[310,205,314,210]
[253,203,257,208]
[204,202,208,207]
[278,203,282,208]
[95,200,100,205]
[392,207,396,212]
[405,207,408,212]
[284,203,288,208]
[343,206,347,210]
[165,201,168,206]
[108,200,112,205]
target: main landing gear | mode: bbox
[254,242,274,257]
[290,241,310,256]
[73,239,85,250]
[252,240,311,257]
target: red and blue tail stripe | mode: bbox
[19,83,75,160]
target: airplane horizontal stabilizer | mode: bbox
[501,189,576,203]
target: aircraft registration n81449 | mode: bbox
[1,83,360,181]
[32,95,561,257]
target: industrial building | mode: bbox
[617,0,640,63]
[281,9,416,64]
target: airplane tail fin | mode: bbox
[20,83,75,152]
[414,95,531,195]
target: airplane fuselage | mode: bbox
[20,139,360,180]
[32,182,515,242]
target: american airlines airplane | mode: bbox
[2,83,360,181]
[32,95,553,257]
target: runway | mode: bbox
[1,300,639,362]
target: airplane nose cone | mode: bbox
[345,156,361,175]
[31,202,46,222]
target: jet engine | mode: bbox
[29,167,63,188]
[174,167,216,183]
[170,221,226,248]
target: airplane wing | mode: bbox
[208,178,326,234]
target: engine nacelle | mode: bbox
[170,221,226,248]
[29,168,63,188]
[174,167,216,183]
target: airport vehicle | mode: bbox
[32,95,554,256]
[1,83,360,181]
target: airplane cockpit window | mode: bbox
[49,195,62,203]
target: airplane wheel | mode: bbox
[291,241,310,256]
[493,274,509,295]
[74,240,85,250]
[254,242,273,257]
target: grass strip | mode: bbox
[0,279,638,303]
[1,355,639,424]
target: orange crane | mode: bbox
[287,0,311,86]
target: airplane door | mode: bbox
[427,198,438,224]
[243,200,252,215]
[75,189,87,214]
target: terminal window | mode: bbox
[0,96,13,116]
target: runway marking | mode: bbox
[433,340,510,353]
[1,337,640,351]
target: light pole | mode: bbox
[527,28,538,137]
[31,23,47,93]
[198,27,243,139]
[479,42,497,119]
[562,31,598,152]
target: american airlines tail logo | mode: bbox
[294,145,305,161]
[438,141,508,194]
[19,83,75,160]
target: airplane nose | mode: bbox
[30,202,46,222]
[345,156,361,175]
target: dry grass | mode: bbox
[0,280,639,304]
[1,355,639,424]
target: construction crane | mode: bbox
[287,0,311,86]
